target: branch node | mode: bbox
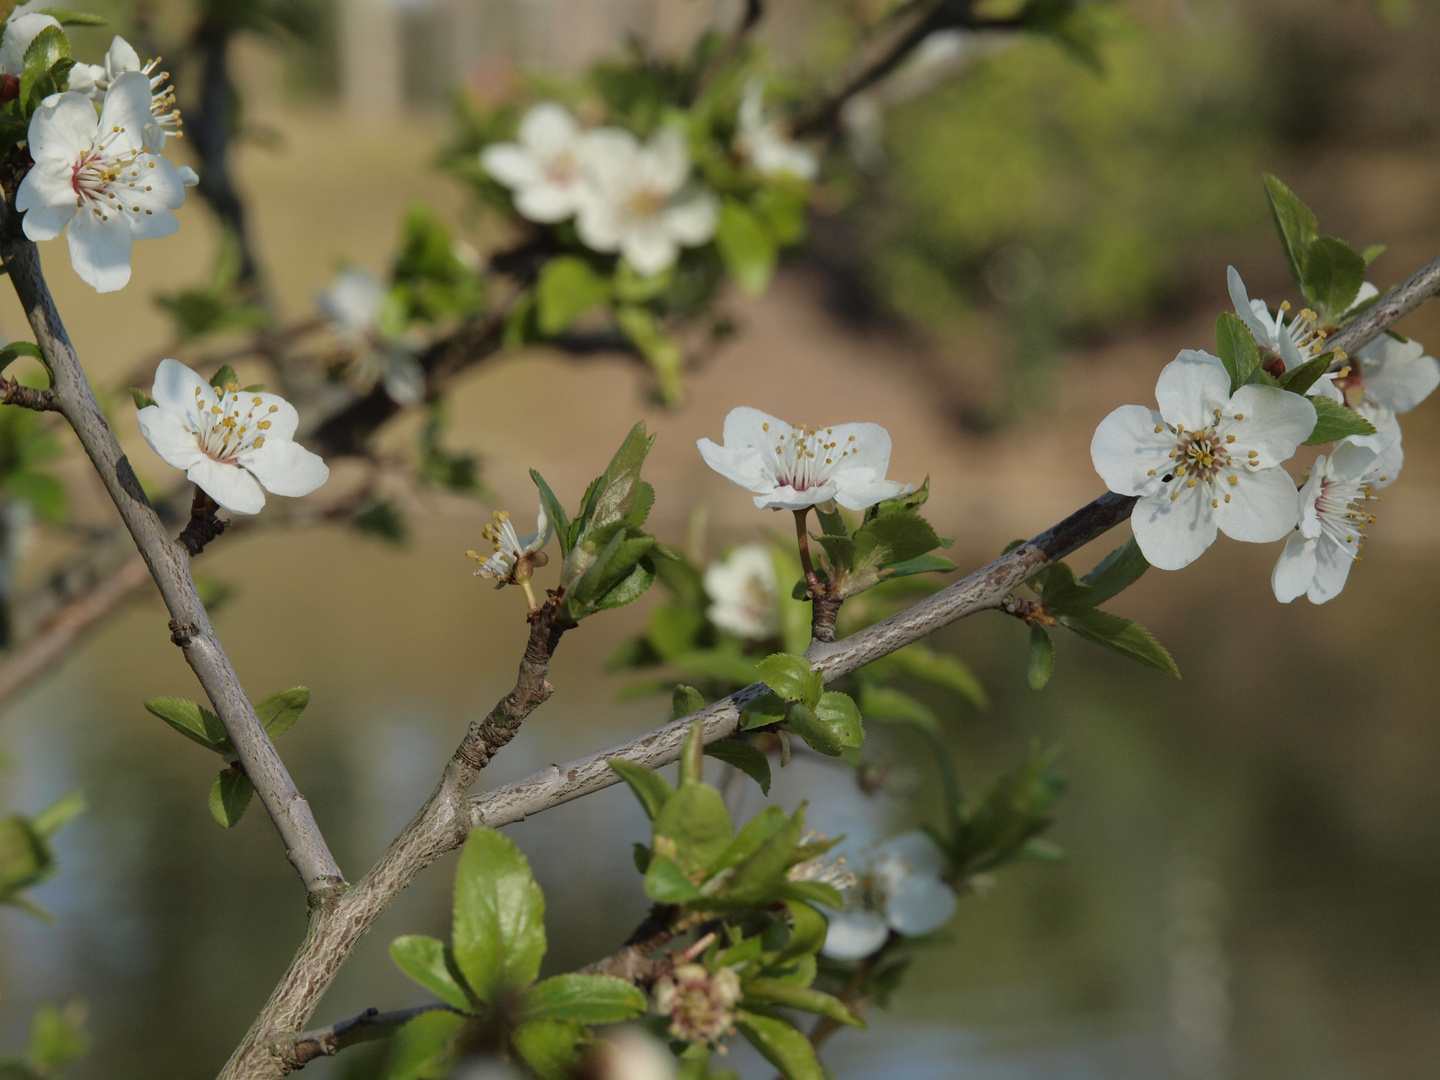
[168,618,195,647]
[0,375,58,411]
[177,487,228,556]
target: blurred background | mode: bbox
[4,0,1440,1076]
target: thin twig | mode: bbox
[0,216,344,897]
[0,376,57,411]
[291,1005,461,1065]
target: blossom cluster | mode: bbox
[3,13,198,293]
[1092,268,1439,603]
[480,93,815,276]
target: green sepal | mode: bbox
[208,365,239,390]
[529,469,572,556]
[129,387,156,409]
[743,980,865,1027]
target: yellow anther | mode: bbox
[210,406,222,415]
[1224,493,1230,503]
[1186,478,1197,488]
[1213,408,1221,419]
[1234,413,1244,420]
[1226,434,1236,443]
[1170,492,1179,501]
[1212,498,1219,508]
[1280,300,1291,311]
[253,436,265,448]
[252,396,263,405]
[1147,469,1157,476]
[1228,475,1238,485]
[1154,424,1163,434]
[762,423,769,431]
[257,420,271,430]
[268,405,278,413]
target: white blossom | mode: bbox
[16,72,196,293]
[1328,333,1440,483]
[576,127,717,275]
[823,830,956,960]
[468,507,552,608]
[481,102,592,224]
[315,267,424,405]
[703,543,779,639]
[1090,350,1316,570]
[588,1029,676,1080]
[0,11,60,76]
[136,359,329,515]
[65,36,181,147]
[735,80,818,181]
[698,406,911,512]
[1271,439,1391,605]
[1226,266,1328,377]
[317,266,386,341]
[652,963,741,1046]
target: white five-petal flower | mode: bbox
[17,72,195,293]
[575,127,718,276]
[703,544,780,639]
[317,266,386,342]
[1271,439,1391,605]
[481,102,593,224]
[136,359,329,515]
[66,36,182,147]
[735,79,818,181]
[1227,266,1329,377]
[698,406,911,512]
[1090,350,1316,570]
[1327,333,1440,483]
[822,830,957,961]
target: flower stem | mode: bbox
[795,508,841,644]
[794,508,823,595]
[520,579,540,613]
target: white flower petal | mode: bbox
[481,143,542,189]
[1362,337,1440,415]
[1215,466,1300,544]
[1272,533,1316,604]
[15,161,78,240]
[187,457,265,514]
[247,392,300,442]
[66,207,134,293]
[877,831,948,878]
[1227,267,1274,343]
[24,90,100,165]
[1223,385,1315,466]
[575,200,623,253]
[646,128,691,194]
[135,405,203,472]
[104,35,142,77]
[1132,483,1218,570]
[514,183,581,224]
[1307,534,1356,604]
[97,71,156,156]
[236,440,329,498]
[832,478,910,511]
[175,165,199,187]
[1154,350,1232,429]
[151,356,211,420]
[697,438,769,492]
[518,101,579,154]
[1089,404,1171,497]
[622,225,679,277]
[755,481,839,511]
[1296,455,1326,539]
[821,910,891,961]
[664,193,718,245]
[886,875,956,937]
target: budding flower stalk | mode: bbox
[651,963,742,1048]
[468,507,552,610]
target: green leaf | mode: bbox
[644,853,702,903]
[815,534,855,575]
[511,1018,585,1080]
[776,879,844,910]
[1080,537,1149,606]
[740,691,790,732]
[853,513,942,569]
[713,805,791,873]
[755,653,823,706]
[777,899,829,963]
[19,26,68,111]
[813,691,863,748]
[129,386,156,409]
[143,696,231,753]
[530,470,572,557]
[704,739,771,794]
[651,609,705,663]
[0,341,44,368]
[652,782,734,873]
[613,260,674,302]
[253,687,308,740]
[577,422,655,542]
[1027,624,1055,691]
[25,1004,87,1073]
[736,1011,824,1080]
[1263,173,1319,288]
[1057,607,1180,679]
[208,768,254,828]
[535,256,611,335]
[608,758,676,821]
[1361,244,1387,266]
[1302,236,1366,318]
[671,683,706,720]
[743,981,865,1027]
[389,936,475,1011]
[451,828,547,1004]
[882,553,957,579]
[884,645,988,710]
[1279,353,1331,396]
[716,199,778,295]
[1304,397,1373,445]
[1214,311,1261,394]
[714,807,805,906]
[615,306,684,404]
[785,702,841,755]
[520,974,646,1024]
[379,1009,467,1080]
[857,685,938,734]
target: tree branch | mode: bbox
[1329,251,1440,357]
[0,219,344,896]
[0,375,57,411]
[290,1005,460,1066]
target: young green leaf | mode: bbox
[389,935,476,1011]
[379,1009,467,1080]
[671,683,706,720]
[704,738,772,794]
[716,199,778,295]
[529,469,572,556]
[615,306,684,403]
[143,696,232,754]
[1027,624,1055,691]
[535,256,611,335]
[743,980,865,1027]
[1361,243,1387,266]
[1215,311,1261,394]
[736,1011,825,1080]
[1057,607,1180,679]
[208,365,239,390]
[451,829,547,1004]
[784,702,841,756]
[24,1004,88,1074]
[643,852,702,903]
[814,691,862,748]
[857,685,939,735]
[1278,352,1331,396]
[1304,397,1376,445]
[520,974,646,1024]
[511,1018,586,1080]
[755,653,823,706]
[885,644,989,709]
[208,768,254,828]
[253,687,308,740]
[739,691,790,732]
[1301,236,1366,318]
[28,792,84,839]
[853,513,942,569]
[1080,537,1149,606]
[1263,173,1320,287]
[652,782,734,873]
[608,759,675,821]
